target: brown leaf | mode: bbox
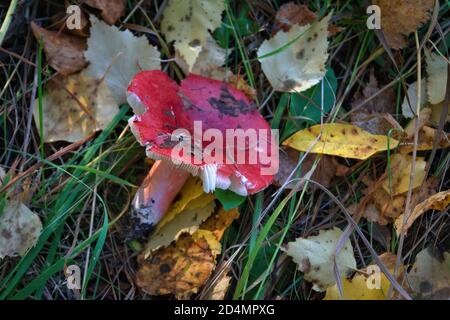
[31,22,87,75]
[373,0,434,49]
[274,2,316,32]
[198,207,239,241]
[136,233,215,299]
[51,9,89,37]
[84,0,126,25]
[274,148,348,189]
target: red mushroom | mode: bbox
[127,70,277,240]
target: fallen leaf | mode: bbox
[395,189,450,235]
[84,15,161,104]
[145,201,215,253]
[274,2,316,32]
[84,0,126,25]
[51,9,90,37]
[283,227,356,292]
[257,14,331,92]
[203,267,232,300]
[137,206,238,298]
[283,124,400,160]
[373,0,434,49]
[406,247,450,299]
[401,79,427,119]
[31,22,87,75]
[427,52,448,105]
[161,0,225,71]
[430,102,450,125]
[382,154,427,196]
[136,233,215,299]
[399,125,450,154]
[0,200,42,258]
[324,253,402,300]
[176,33,228,77]
[33,74,118,142]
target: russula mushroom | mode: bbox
[127,70,277,240]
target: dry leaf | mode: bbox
[373,0,434,49]
[382,154,426,196]
[402,79,427,119]
[84,15,161,104]
[33,74,118,142]
[427,52,448,105]
[257,14,331,92]
[84,0,126,25]
[51,9,90,37]
[283,124,400,160]
[395,189,450,235]
[324,253,402,300]
[203,268,232,300]
[137,206,238,298]
[283,227,356,292]
[31,22,87,75]
[430,102,450,125]
[136,233,215,299]
[0,200,42,258]
[274,2,316,32]
[161,0,225,71]
[399,125,450,154]
[406,247,450,299]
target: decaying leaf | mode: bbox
[274,148,348,189]
[283,227,356,291]
[137,206,239,298]
[351,72,398,135]
[373,0,434,49]
[283,123,399,160]
[161,0,225,71]
[402,79,427,119]
[84,15,161,103]
[257,14,331,92]
[395,189,450,235]
[362,177,437,226]
[51,9,90,37]
[137,233,215,299]
[84,0,126,25]
[399,125,450,154]
[31,22,87,75]
[33,74,118,142]
[0,200,42,258]
[324,253,402,300]
[430,102,450,125]
[382,154,426,196]
[406,247,450,299]
[203,267,232,300]
[274,2,316,32]
[427,53,448,105]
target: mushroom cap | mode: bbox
[127,70,276,195]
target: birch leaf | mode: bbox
[402,79,427,119]
[283,227,356,292]
[0,200,42,259]
[257,14,330,92]
[33,74,118,142]
[161,0,225,71]
[283,124,399,160]
[84,15,161,104]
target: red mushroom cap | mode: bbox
[127,70,277,195]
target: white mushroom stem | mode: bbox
[129,160,190,240]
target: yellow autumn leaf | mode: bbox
[324,253,402,300]
[395,189,450,235]
[382,154,426,196]
[283,124,399,160]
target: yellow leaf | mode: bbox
[399,125,450,154]
[395,189,450,235]
[382,154,426,196]
[193,229,221,257]
[161,0,225,71]
[283,124,399,160]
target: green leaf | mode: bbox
[282,68,337,141]
[215,189,246,210]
